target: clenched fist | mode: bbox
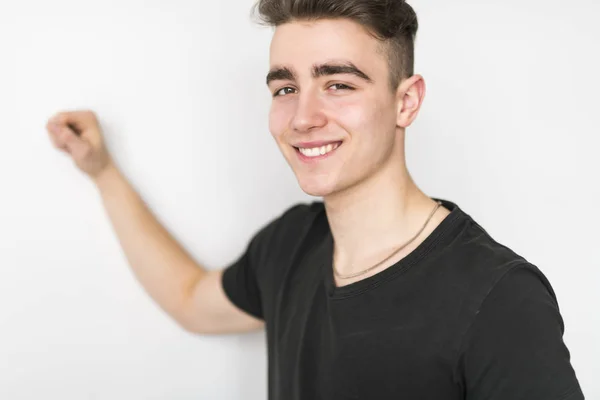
[46,110,114,180]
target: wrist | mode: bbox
[93,162,119,191]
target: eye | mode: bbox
[273,87,296,97]
[329,83,354,91]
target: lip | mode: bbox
[293,140,343,149]
[293,141,342,163]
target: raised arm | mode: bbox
[46,110,263,334]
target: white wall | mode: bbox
[0,0,597,398]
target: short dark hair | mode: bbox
[251,0,419,91]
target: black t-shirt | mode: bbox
[222,198,584,400]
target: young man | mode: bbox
[46,0,584,399]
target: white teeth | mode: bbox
[298,142,340,157]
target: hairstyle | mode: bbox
[251,0,419,91]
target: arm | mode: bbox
[46,110,263,335]
[94,164,264,334]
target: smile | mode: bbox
[295,142,342,158]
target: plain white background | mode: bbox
[0,0,598,398]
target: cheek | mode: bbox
[329,96,389,138]
[269,102,294,139]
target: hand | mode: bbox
[46,109,114,180]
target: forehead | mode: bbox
[269,18,387,75]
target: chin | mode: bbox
[296,176,338,198]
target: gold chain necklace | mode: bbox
[333,200,443,280]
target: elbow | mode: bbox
[174,308,220,335]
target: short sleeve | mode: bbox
[459,265,584,400]
[220,203,314,321]
[221,229,266,319]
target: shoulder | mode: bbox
[432,204,560,338]
[456,262,580,399]
[278,201,324,228]
[245,201,324,261]
[434,207,576,392]
[441,206,535,295]
[257,200,324,239]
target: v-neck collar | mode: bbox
[315,198,466,299]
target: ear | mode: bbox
[395,74,426,128]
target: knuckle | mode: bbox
[87,110,98,123]
[49,131,60,143]
[54,112,65,123]
[81,146,92,157]
[52,136,64,147]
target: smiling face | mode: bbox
[267,18,409,198]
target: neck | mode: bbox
[323,158,442,278]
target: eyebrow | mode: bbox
[265,61,373,86]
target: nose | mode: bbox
[291,89,327,133]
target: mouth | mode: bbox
[293,141,343,162]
